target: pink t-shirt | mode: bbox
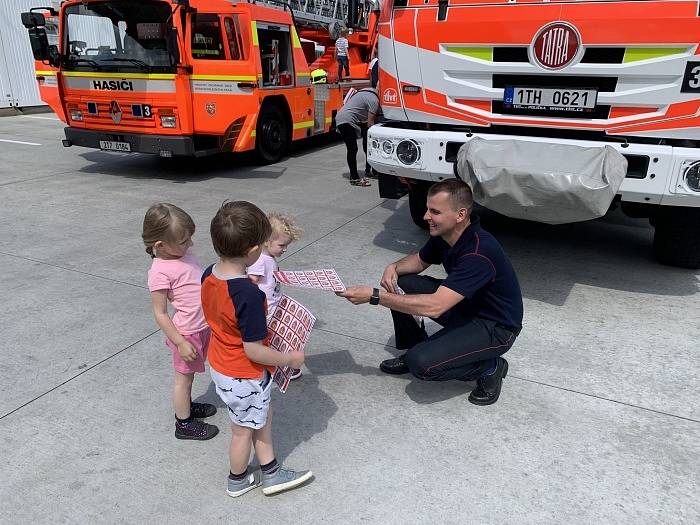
[147,252,208,335]
[247,253,281,314]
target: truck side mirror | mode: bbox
[21,12,46,28]
[22,11,58,65]
[27,26,50,61]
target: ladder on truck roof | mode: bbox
[238,0,378,31]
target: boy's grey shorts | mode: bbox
[210,368,272,430]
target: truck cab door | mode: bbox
[34,14,65,120]
[188,12,257,151]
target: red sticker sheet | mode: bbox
[273,269,346,292]
[394,283,424,326]
[268,295,316,393]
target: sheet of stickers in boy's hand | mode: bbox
[273,269,346,292]
[268,295,316,393]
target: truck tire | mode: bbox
[652,207,700,269]
[256,104,289,164]
[408,182,430,229]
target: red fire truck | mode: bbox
[22,0,379,162]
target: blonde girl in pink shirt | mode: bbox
[142,203,219,441]
[248,212,303,379]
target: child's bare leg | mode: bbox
[253,406,275,465]
[173,371,194,419]
[173,370,218,441]
[230,424,254,474]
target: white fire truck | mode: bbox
[368,0,700,269]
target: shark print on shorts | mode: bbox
[211,368,272,430]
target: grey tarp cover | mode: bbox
[456,138,628,224]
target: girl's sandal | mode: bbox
[350,177,371,187]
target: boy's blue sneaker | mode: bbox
[227,471,261,498]
[262,467,313,495]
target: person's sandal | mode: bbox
[350,177,371,187]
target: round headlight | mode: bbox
[371,139,380,150]
[396,140,420,165]
[684,161,700,192]
[382,140,394,155]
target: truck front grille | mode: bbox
[492,47,625,64]
[79,101,157,128]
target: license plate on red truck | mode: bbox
[99,140,131,152]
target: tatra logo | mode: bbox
[532,22,581,70]
[92,80,134,91]
[383,88,398,104]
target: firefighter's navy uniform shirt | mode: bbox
[418,214,523,330]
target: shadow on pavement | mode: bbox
[304,347,471,405]
[373,200,700,306]
[77,150,285,182]
[304,349,385,378]
[404,378,474,405]
[194,371,337,464]
[74,133,343,183]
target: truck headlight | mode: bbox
[382,140,394,155]
[683,160,700,192]
[69,109,83,121]
[160,115,177,128]
[371,139,380,150]
[396,139,421,165]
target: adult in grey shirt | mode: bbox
[336,88,380,186]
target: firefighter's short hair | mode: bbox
[428,178,474,211]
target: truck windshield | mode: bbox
[64,0,176,72]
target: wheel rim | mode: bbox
[261,118,284,155]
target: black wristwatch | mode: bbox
[369,287,380,305]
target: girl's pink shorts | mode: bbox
[165,328,211,374]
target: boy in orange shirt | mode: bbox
[201,201,312,497]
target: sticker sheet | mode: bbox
[273,269,346,292]
[268,295,316,393]
[394,283,424,326]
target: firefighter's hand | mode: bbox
[380,264,399,293]
[336,286,373,305]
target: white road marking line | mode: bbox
[0,138,42,146]
[21,115,60,121]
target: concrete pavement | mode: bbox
[1,114,698,524]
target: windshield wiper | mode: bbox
[66,57,99,69]
[101,58,154,72]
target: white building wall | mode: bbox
[0,0,60,108]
